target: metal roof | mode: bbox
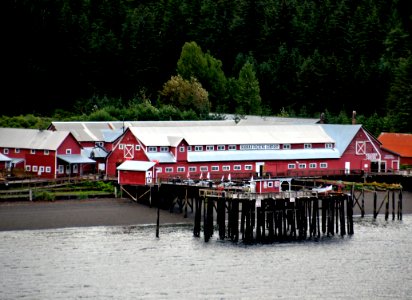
[57,154,96,164]
[0,153,11,162]
[129,124,334,146]
[188,148,340,162]
[219,114,320,125]
[319,124,362,154]
[146,152,176,163]
[0,128,71,150]
[378,132,412,157]
[81,147,109,159]
[117,160,155,171]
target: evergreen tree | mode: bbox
[234,62,262,115]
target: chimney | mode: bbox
[352,111,356,125]
[320,112,325,124]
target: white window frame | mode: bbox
[268,181,273,187]
[309,163,317,169]
[32,165,38,172]
[194,146,203,151]
[177,167,185,173]
[72,164,78,174]
[45,166,51,173]
[356,141,366,155]
[3,148,9,154]
[211,166,219,171]
[30,149,36,154]
[320,163,328,168]
[15,148,20,153]
[234,165,241,171]
[206,145,214,151]
[299,163,307,169]
[165,167,173,173]
[135,145,141,151]
[179,146,185,152]
[44,150,49,155]
[160,147,169,152]
[217,145,225,151]
[189,166,197,172]
[187,146,192,151]
[119,144,124,150]
[288,164,296,169]
[200,166,208,172]
[66,149,72,154]
[25,165,31,172]
[283,144,291,150]
[325,143,333,149]
[148,146,157,152]
[304,143,312,149]
[244,165,252,171]
[96,142,104,147]
[228,145,236,150]
[58,165,64,174]
[222,165,230,171]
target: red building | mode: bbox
[0,128,96,179]
[109,124,400,186]
[378,133,412,167]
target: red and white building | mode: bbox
[0,128,96,179]
[112,124,400,186]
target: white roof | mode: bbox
[0,153,12,162]
[219,114,320,125]
[146,152,176,163]
[129,124,334,146]
[117,160,155,171]
[0,128,71,150]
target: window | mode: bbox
[283,144,291,149]
[119,144,124,150]
[268,181,273,187]
[211,166,219,171]
[299,163,306,169]
[32,165,38,172]
[325,143,333,149]
[228,145,236,150]
[160,147,168,152]
[39,166,45,173]
[179,146,185,152]
[44,150,49,155]
[356,141,366,155]
[194,146,203,151]
[58,165,64,174]
[200,166,208,172]
[65,149,72,154]
[148,147,157,152]
[187,146,192,151]
[234,165,241,171]
[96,142,104,147]
[309,163,317,169]
[320,163,328,168]
[177,167,185,173]
[288,164,296,169]
[45,167,51,173]
[222,166,230,171]
[189,166,197,172]
[217,145,225,151]
[72,165,78,174]
[15,148,20,153]
[25,165,31,172]
[304,143,312,149]
[156,167,162,173]
[135,145,141,151]
[244,165,252,170]
[30,149,36,154]
[165,167,173,173]
[3,148,8,154]
[206,145,214,151]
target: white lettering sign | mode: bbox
[366,153,378,160]
[240,144,280,150]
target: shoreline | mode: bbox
[0,190,411,231]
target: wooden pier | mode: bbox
[193,189,354,244]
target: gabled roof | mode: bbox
[129,124,334,147]
[319,124,363,155]
[0,128,72,150]
[378,133,412,157]
[0,153,12,162]
[117,160,155,171]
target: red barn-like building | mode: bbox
[110,124,399,186]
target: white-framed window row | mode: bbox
[320,162,328,168]
[309,163,317,169]
[325,143,333,149]
[179,146,185,152]
[65,149,72,155]
[45,166,51,173]
[165,167,173,173]
[44,150,50,155]
[15,148,20,153]
[160,147,169,152]
[304,143,312,149]
[288,164,296,169]
[299,163,306,169]
[222,165,230,171]
[211,166,219,171]
[234,165,241,171]
[148,146,157,152]
[206,145,214,151]
[244,165,253,171]
[283,144,291,150]
[25,165,31,172]
[228,145,236,150]
[135,145,141,151]
[200,166,208,172]
[3,148,9,154]
[30,149,36,154]
[217,145,225,151]
[189,166,197,172]
[194,146,203,151]
[177,166,185,173]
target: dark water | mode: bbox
[1,215,412,300]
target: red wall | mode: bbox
[118,170,146,185]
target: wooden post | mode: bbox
[373,190,377,219]
[361,188,365,218]
[385,190,389,221]
[398,190,403,220]
[392,190,395,221]
[156,201,160,238]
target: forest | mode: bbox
[4,0,412,135]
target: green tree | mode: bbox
[234,62,262,115]
[159,75,210,115]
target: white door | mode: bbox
[345,162,350,175]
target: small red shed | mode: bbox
[117,160,156,186]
